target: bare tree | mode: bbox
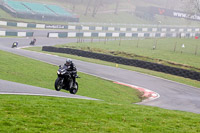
[72,1,76,12]
[84,0,91,16]
[191,0,200,12]
[183,0,200,13]
[92,0,102,17]
[114,0,119,14]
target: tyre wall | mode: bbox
[42,46,200,81]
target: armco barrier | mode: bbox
[0,31,34,37]
[42,46,200,81]
[1,19,200,34]
[47,32,198,38]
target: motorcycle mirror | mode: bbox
[59,65,61,68]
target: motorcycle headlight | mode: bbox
[57,71,60,75]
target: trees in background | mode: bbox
[63,0,123,17]
[188,0,200,12]
[60,0,191,17]
[181,0,200,13]
[84,0,117,17]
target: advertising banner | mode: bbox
[136,6,200,22]
[45,25,66,29]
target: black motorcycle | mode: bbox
[55,65,79,94]
[12,42,18,48]
[30,39,36,45]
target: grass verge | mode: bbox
[0,95,200,132]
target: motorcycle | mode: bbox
[55,65,79,94]
[11,42,18,48]
[30,39,36,45]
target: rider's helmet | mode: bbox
[14,41,18,45]
[66,58,72,66]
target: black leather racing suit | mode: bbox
[64,63,77,86]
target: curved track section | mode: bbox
[0,37,200,114]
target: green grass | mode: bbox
[24,47,200,88]
[0,95,200,132]
[154,15,200,26]
[79,12,151,24]
[0,50,141,104]
[55,38,200,72]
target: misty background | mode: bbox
[1,0,200,26]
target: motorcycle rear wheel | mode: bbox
[70,82,78,94]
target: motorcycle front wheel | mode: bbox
[55,78,63,91]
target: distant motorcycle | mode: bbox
[55,65,79,94]
[12,42,18,48]
[30,38,36,45]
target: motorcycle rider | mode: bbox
[30,38,36,45]
[64,58,77,88]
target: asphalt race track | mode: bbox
[0,37,200,114]
[0,79,99,101]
